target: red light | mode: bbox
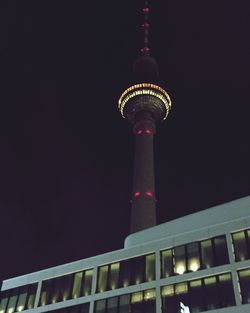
[134,191,141,197]
[145,129,153,134]
[143,7,149,13]
[136,129,143,135]
[146,191,153,197]
[140,47,150,54]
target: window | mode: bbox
[16,286,28,312]
[218,273,235,307]
[96,254,155,293]
[189,279,204,313]
[214,236,229,265]
[204,276,219,310]
[232,229,250,261]
[200,239,214,269]
[161,235,229,277]
[0,291,9,313]
[39,269,93,306]
[161,273,235,313]
[174,246,186,275]
[6,289,18,313]
[238,268,250,304]
[94,290,155,313]
[0,283,37,313]
[187,243,200,272]
[161,250,173,278]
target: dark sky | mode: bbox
[0,0,250,285]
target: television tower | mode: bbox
[118,0,171,233]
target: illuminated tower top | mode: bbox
[118,0,171,233]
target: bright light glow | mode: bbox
[17,306,24,312]
[145,129,153,134]
[190,260,199,272]
[136,129,143,135]
[8,309,14,313]
[175,264,185,275]
[145,191,153,197]
[134,191,141,197]
[135,277,141,284]
[118,83,171,120]
[123,280,129,287]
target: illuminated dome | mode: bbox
[118,83,171,123]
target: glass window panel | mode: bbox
[72,272,83,299]
[82,269,93,296]
[95,300,106,313]
[131,292,143,313]
[214,236,229,265]
[247,229,250,241]
[132,257,144,285]
[189,279,204,313]
[187,242,200,272]
[175,282,188,295]
[232,231,248,261]
[26,294,35,310]
[204,276,219,310]
[109,263,120,290]
[218,274,235,307]
[79,303,89,313]
[50,277,61,304]
[161,250,173,278]
[143,290,155,313]
[26,284,37,310]
[200,239,214,269]
[238,269,250,304]
[39,280,50,306]
[0,292,9,313]
[161,285,174,297]
[131,292,143,304]
[6,290,18,313]
[119,260,131,288]
[174,283,189,313]
[97,266,108,293]
[16,288,28,313]
[60,274,73,301]
[119,294,130,313]
[145,254,155,282]
[107,297,118,313]
[161,292,175,313]
[70,305,81,313]
[144,289,155,301]
[174,246,186,275]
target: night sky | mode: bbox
[1,1,250,285]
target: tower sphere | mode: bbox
[118,56,171,124]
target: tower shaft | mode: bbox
[131,111,156,233]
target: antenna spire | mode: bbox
[141,0,150,56]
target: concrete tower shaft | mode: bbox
[131,111,156,232]
[118,63,171,233]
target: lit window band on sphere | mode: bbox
[118,83,171,121]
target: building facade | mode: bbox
[1,196,250,313]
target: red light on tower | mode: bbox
[145,191,153,197]
[134,191,141,197]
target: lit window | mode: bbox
[238,268,250,304]
[232,230,249,261]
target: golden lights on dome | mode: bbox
[118,83,171,120]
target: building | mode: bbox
[1,2,250,313]
[1,196,250,313]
